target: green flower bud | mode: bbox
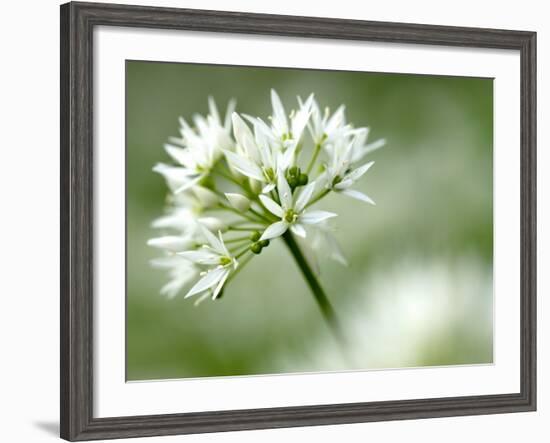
[288,177,299,188]
[250,231,261,242]
[289,166,299,176]
[259,239,270,248]
[251,243,262,254]
[225,192,251,212]
[298,173,309,186]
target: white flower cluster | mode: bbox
[149,90,385,305]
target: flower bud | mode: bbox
[225,192,251,212]
[251,243,263,254]
[192,185,219,208]
[288,176,299,188]
[250,231,261,242]
[249,178,262,194]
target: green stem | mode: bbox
[282,231,344,342]
[219,161,259,199]
[213,168,240,186]
[305,143,321,175]
[213,167,256,200]
[228,226,262,232]
[224,236,250,244]
[306,189,330,208]
[270,189,280,205]
[249,207,273,223]
[219,203,266,225]
[255,198,277,221]
[234,245,252,258]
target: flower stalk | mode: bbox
[305,143,322,175]
[282,230,344,342]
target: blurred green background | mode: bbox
[126,61,493,381]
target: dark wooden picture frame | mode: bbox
[60,1,536,441]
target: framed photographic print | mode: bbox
[60,1,536,441]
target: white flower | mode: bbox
[348,127,386,164]
[224,113,296,193]
[155,98,236,193]
[269,89,314,149]
[178,227,238,302]
[305,98,350,147]
[259,174,337,240]
[151,207,224,238]
[149,91,384,305]
[293,223,348,277]
[154,184,219,216]
[147,235,194,252]
[150,256,197,299]
[310,222,348,267]
[152,163,194,194]
[323,135,376,204]
[225,192,251,212]
[331,161,376,204]
[191,185,219,208]
[197,217,227,233]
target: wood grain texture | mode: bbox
[60,2,537,441]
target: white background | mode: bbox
[0,0,547,442]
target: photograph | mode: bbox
[55,1,538,440]
[126,61,494,381]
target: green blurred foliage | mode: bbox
[126,61,493,380]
